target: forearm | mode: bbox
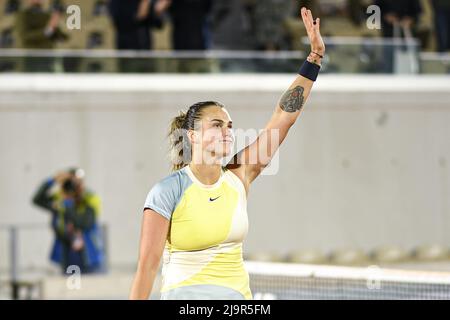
[275,6,325,125]
[129,267,158,300]
[32,178,55,211]
[137,0,151,20]
[239,7,325,184]
[276,52,323,124]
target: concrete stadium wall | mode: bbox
[0,74,449,271]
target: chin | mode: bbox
[219,146,232,156]
[222,150,231,157]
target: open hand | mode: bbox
[301,7,325,56]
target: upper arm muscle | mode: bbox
[138,209,170,271]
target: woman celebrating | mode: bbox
[130,7,325,300]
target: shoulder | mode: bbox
[83,190,101,207]
[143,168,192,220]
[151,168,189,195]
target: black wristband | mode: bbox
[298,59,321,81]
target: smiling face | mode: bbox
[189,105,234,163]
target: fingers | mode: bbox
[301,7,312,29]
[306,8,314,28]
[301,7,318,31]
[300,7,308,27]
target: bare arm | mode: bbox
[129,209,170,300]
[136,0,151,20]
[227,7,325,191]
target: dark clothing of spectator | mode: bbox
[375,0,422,38]
[252,0,294,51]
[432,0,450,52]
[109,0,162,50]
[169,0,213,50]
[374,0,422,73]
[210,0,255,50]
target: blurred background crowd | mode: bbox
[1,0,449,52]
[0,0,449,73]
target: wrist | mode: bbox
[311,47,325,56]
[298,58,321,81]
[307,52,322,67]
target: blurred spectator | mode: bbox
[32,168,104,274]
[432,0,450,52]
[16,0,67,49]
[167,0,213,50]
[375,0,422,38]
[15,0,68,71]
[347,0,368,27]
[109,0,168,50]
[375,0,422,73]
[210,0,255,50]
[109,0,170,72]
[314,0,371,37]
[5,0,21,14]
[252,0,295,51]
[208,0,256,72]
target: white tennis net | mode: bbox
[245,261,450,300]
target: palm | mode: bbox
[301,7,325,55]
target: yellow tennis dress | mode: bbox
[143,165,252,300]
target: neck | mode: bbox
[188,163,223,185]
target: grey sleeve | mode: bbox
[143,177,179,220]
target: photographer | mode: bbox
[32,168,104,274]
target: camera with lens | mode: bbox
[60,167,84,195]
[62,178,77,194]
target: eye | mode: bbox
[214,123,221,128]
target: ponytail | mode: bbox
[168,111,190,172]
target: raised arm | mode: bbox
[227,7,325,191]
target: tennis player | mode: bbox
[129,7,325,300]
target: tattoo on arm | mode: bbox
[279,86,305,113]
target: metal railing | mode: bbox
[0,37,447,73]
[0,223,109,299]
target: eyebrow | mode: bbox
[210,119,233,125]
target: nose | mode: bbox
[222,127,234,141]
